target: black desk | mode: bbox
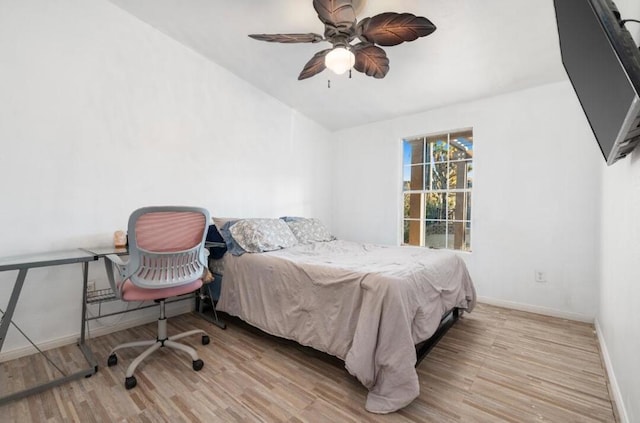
[0,249,98,405]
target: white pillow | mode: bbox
[286,218,335,244]
[229,218,298,253]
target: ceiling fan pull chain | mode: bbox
[349,69,352,79]
[328,79,331,89]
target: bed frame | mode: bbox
[415,307,461,365]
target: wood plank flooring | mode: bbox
[0,304,617,422]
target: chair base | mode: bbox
[107,300,209,389]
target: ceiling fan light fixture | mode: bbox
[325,47,355,75]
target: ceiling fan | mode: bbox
[249,0,436,80]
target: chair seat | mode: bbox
[121,279,203,302]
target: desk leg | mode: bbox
[77,261,98,373]
[79,262,89,345]
[0,269,28,352]
[0,261,98,406]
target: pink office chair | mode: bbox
[104,206,211,390]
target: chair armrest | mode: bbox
[105,254,127,267]
[104,254,129,299]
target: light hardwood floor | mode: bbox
[0,303,617,422]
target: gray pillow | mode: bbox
[286,218,335,244]
[229,218,298,253]
[279,216,304,222]
[213,218,247,256]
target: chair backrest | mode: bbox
[125,206,210,289]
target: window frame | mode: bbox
[400,128,473,252]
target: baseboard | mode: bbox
[477,296,594,323]
[0,302,193,363]
[595,319,629,423]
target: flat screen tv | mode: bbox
[554,0,640,165]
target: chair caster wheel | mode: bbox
[107,354,118,367]
[193,359,204,371]
[125,376,137,390]
[202,335,210,345]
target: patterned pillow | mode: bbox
[229,218,298,253]
[279,216,304,222]
[219,220,247,256]
[285,218,335,244]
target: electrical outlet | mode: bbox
[534,271,547,283]
[87,280,96,292]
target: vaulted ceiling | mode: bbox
[108,0,568,131]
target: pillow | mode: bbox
[279,216,304,222]
[212,217,247,256]
[212,217,238,230]
[218,220,247,256]
[229,218,298,253]
[286,218,335,244]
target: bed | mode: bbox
[209,218,476,414]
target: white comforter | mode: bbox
[216,240,476,413]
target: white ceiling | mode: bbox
[108,0,568,131]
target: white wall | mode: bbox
[331,81,603,321]
[0,0,332,355]
[1,0,637,418]
[600,150,640,423]
[597,1,640,421]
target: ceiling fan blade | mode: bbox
[313,0,356,37]
[249,33,324,43]
[352,43,390,79]
[357,13,436,46]
[298,49,332,80]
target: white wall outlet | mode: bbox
[87,280,96,292]
[534,271,547,283]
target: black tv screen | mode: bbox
[554,0,640,165]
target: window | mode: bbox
[402,129,473,251]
